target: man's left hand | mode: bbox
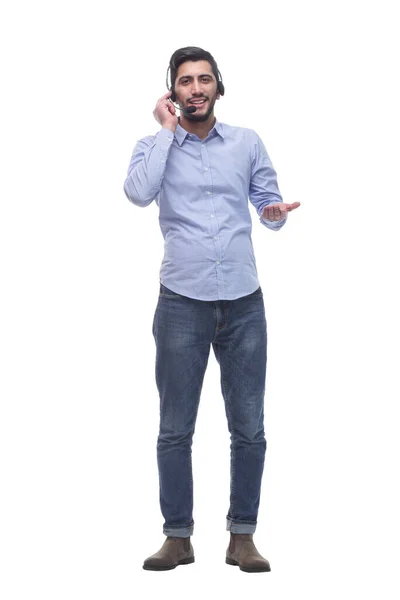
[262,202,301,221]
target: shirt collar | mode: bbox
[174,117,224,146]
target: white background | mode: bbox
[1,0,399,598]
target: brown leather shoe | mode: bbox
[226,533,271,572]
[143,536,195,571]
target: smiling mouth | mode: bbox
[189,99,207,106]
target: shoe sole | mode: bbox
[226,557,271,572]
[143,556,195,571]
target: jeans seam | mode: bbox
[220,359,236,519]
[189,388,203,515]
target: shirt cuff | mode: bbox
[260,215,287,230]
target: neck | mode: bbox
[178,114,216,141]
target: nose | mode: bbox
[190,80,202,95]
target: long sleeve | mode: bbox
[123,128,175,206]
[249,131,287,231]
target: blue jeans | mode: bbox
[152,282,267,537]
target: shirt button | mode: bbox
[216,261,220,265]
[204,167,208,172]
[206,191,211,196]
[214,236,219,239]
[210,214,214,218]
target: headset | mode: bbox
[165,64,225,103]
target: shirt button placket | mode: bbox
[201,146,221,283]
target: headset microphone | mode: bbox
[168,100,198,113]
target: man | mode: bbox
[123,47,300,573]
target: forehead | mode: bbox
[176,60,214,79]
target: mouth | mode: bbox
[188,98,207,107]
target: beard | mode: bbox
[180,92,218,122]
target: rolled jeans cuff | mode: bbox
[226,517,257,534]
[163,521,194,538]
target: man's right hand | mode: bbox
[153,92,178,133]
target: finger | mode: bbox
[289,202,301,210]
[279,206,287,218]
[264,205,276,218]
[165,100,176,115]
[156,92,172,108]
[155,98,175,117]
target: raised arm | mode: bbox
[123,129,175,206]
[123,91,179,206]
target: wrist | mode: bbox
[162,123,177,133]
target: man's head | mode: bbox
[168,47,224,122]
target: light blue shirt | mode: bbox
[123,118,287,300]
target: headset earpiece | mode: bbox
[166,67,176,102]
[217,68,224,96]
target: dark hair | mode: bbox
[167,46,225,101]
